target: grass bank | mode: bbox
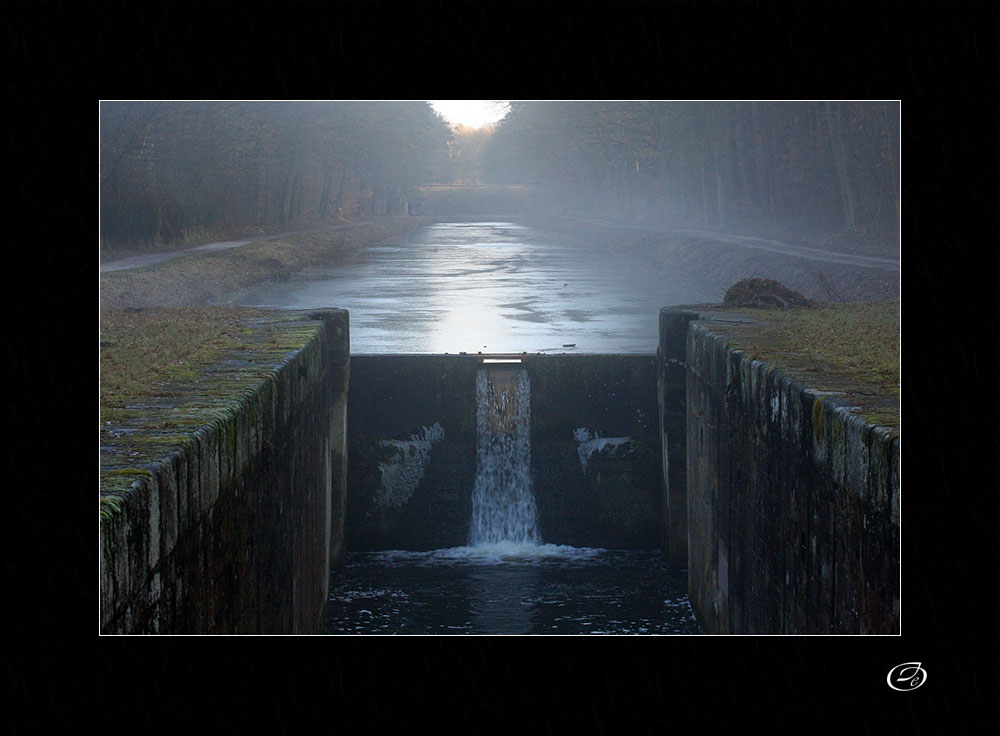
[100,216,433,308]
[100,306,283,414]
[711,300,900,430]
[99,306,329,512]
[519,213,900,303]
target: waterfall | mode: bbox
[469,368,541,546]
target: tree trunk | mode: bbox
[292,169,303,221]
[881,104,901,242]
[332,168,347,219]
[281,166,295,225]
[697,150,709,225]
[750,102,773,223]
[824,102,858,233]
[318,165,334,216]
[711,131,726,227]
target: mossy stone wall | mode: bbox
[100,309,349,634]
[684,319,900,634]
[657,308,702,566]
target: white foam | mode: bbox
[574,429,633,473]
[376,422,445,507]
[372,543,604,566]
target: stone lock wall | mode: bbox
[100,309,349,634]
[681,317,900,634]
[657,309,701,566]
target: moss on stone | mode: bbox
[100,468,154,516]
[855,407,901,431]
[707,301,899,432]
[812,398,826,443]
[716,301,899,394]
[100,308,332,519]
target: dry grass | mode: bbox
[715,299,900,430]
[100,217,432,308]
[726,300,900,396]
[99,306,275,412]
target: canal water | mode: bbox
[322,360,698,636]
[240,221,704,634]
[234,221,715,354]
[323,546,699,635]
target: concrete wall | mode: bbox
[100,310,349,634]
[346,354,661,551]
[346,355,478,551]
[681,316,900,634]
[657,309,701,566]
[530,355,661,549]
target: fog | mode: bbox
[232,221,717,354]
[100,100,900,254]
[101,101,900,351]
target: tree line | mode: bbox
[101,100,901,251]
[481,101,900,242]
[100,101,453,251]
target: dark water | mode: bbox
[323,544,700,635]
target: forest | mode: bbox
[99,101,454,251]
[482,101,900,242]
[100,100,900,252]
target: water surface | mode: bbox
[237,221,714,354]
[324,545,700,635]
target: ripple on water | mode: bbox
[325,548,700,635]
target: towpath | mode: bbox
[548,215,900,272]
[99,220,377,273]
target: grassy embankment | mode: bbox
[100,306,282,417]
[99,217,433,517]
[99,306,329,519]
[99,218,437,516]
[100,216,432,308]
[713,300,900,430]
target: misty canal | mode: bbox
[234,221,715,354]
[239,220,709,634]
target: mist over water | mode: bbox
[237,221,714,354]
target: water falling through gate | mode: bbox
[468,367,541,546]
[325,355,702,634]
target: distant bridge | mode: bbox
[409,184,543,216]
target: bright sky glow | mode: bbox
[429,100,509,129]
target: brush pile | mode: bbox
[722,278,814,309]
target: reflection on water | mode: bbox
[236,221,715,354]
[324,545,700,635]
